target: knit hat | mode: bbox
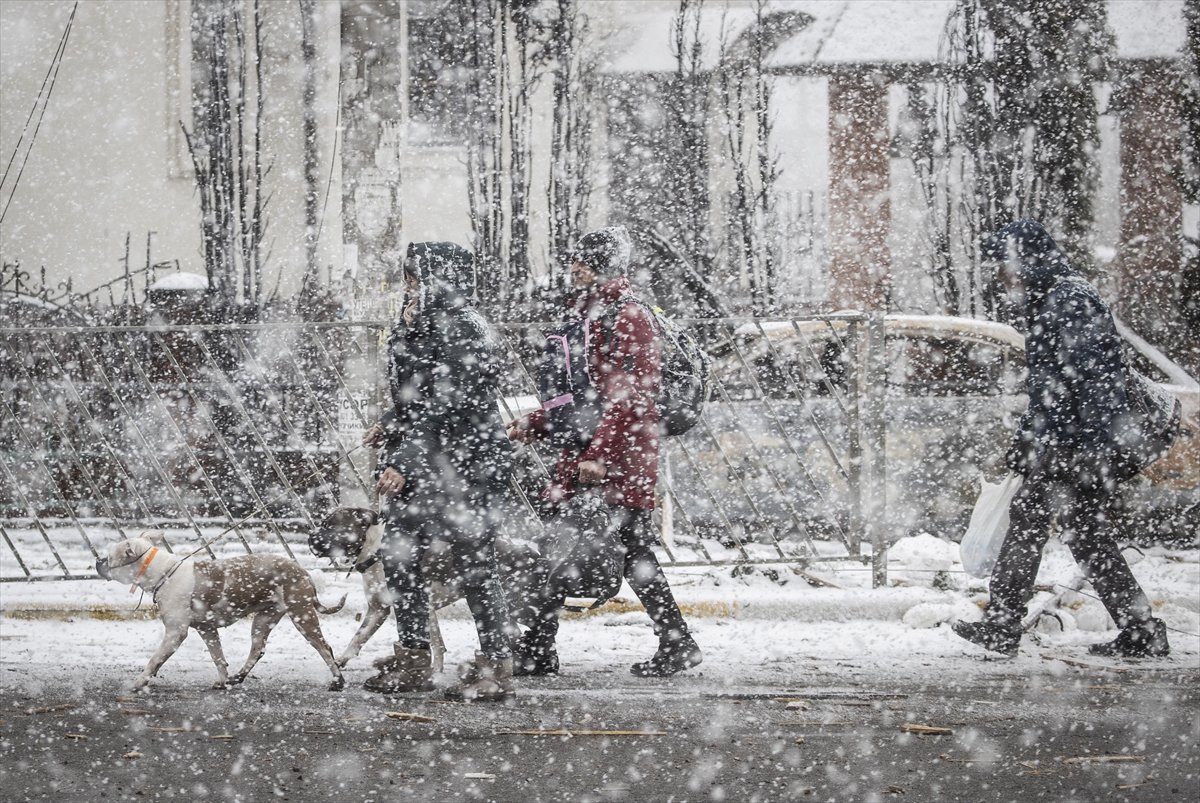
[570,226,632,275]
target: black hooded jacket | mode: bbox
[982,220,1132,479]
[379,241,513,494]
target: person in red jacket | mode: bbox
[508,226,702,678]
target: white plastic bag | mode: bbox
[960,473,1023,578]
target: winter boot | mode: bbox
[1088,618,1171,658]
[631,633,703,678]
[362,645,435,694]
[444,653,515,703]
[951,619,1020,657]
[513,633,559,677]
[371,651,400,671]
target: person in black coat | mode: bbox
[361,241,517,701]
[953,220,1170,659]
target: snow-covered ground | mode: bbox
[2,534,1197,695]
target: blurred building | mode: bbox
[1,0,1193,324]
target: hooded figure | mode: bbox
[952,220,1169,660]
[379,241,511,491]
[403,240,477,313]
[981,220,1134,479]
[507,225,702,679]
[362,240,517,701]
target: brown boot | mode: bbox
[444,653,515,703]
[363,645,434,694]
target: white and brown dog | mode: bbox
[310,508,546,672]
[96,531,347,692]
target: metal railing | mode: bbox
[0,315,889,585]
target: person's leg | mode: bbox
[364,498,435,693]
[448,493,513,660]
[379,516,431,650]
[953,474,1053,655]
[618,509,688,641]
[441,490,516,702]
[513,567,569,675]
[617,508,702,677]
[1062,484,1153,628]
[984,475,1056,625]
[512,500,597,676]
[1060,483,1169,657]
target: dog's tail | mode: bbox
[316,593,348,615]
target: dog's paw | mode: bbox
[327,676,346,692]
[227,673,246,686]
[211,680,232,690]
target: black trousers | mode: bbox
[379,486,513,658]
[987,467,1153,631]
[524,506,690,650]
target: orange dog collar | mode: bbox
[129,547,159,591]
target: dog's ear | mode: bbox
[142,529,168,546]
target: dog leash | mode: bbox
[134,442,367,602]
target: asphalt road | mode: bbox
[2,660,1197,803]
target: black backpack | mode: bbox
[1114,366,1182,478]
[641,301,712,436]
[534,297,710,447]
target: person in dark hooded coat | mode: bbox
[952,220,1170,659]
[508,226,702,678]
[361,241,517,701]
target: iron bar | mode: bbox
[28,333,171,530]
[0,450,71,577]
[3,339,129,544]
[114,334,252,554]
[0,393,99,562]
[153,332,295,557]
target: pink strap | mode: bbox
[547,335,572,381]
[542,393,574,411]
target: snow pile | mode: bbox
[887,532,959,578]
[1,529,1196,695]
[148,271,208,292]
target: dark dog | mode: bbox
[310,508,545,671]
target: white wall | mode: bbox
[0,0,341,299]
[1,1,200,292]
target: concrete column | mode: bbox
[1115,66,1183,347]
[340,3,404,305]
[827,72,892,311]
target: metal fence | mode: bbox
[0,315,889,585]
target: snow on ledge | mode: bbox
[149,272,209,292]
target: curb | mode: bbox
[3,607,160,622]
[0,572,947,624]
[0,599,741,623]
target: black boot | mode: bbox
[512,632,559,677]
[1088,619,1170,658]
[951,619,1020,657]
[631,633,702,678]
